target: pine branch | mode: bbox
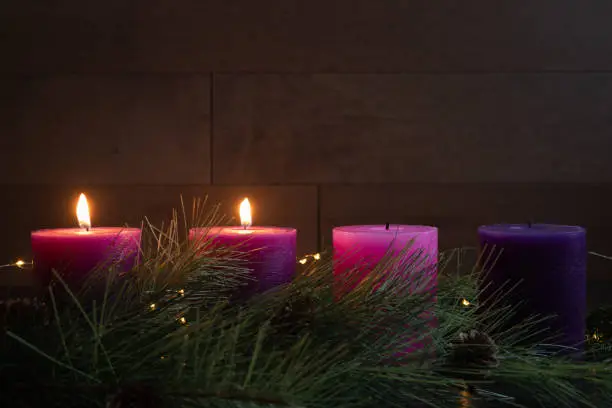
[2,199,611,407]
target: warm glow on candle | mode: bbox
[76,193,91,231]
[240,198,252,229]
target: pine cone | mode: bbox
[586,307,612,343]
[448,329,499,369]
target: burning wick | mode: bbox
[385,222,390,231]
[239,198,252,230]
[76,193,92,232]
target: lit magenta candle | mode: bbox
[31,194,141,286]
[189,198,296,294]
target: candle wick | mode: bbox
[528,220,533,228]
[385,222,390,231]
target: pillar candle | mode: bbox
[333,225,438,356]
[478,224,586,348]
[333,225,438,295]
[31,194,141,287]
[32,228,142,286]
[189,198,296,294]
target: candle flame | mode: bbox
[239,198,252,229]
[76,193,91,231]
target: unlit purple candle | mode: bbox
[478,224,586,348]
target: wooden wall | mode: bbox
[1,1,611,303]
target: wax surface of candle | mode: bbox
[333,225,438,293]
[333,225,438,357]
[190,226,296,294]
[478,224,586,348]
[31,227,142,285]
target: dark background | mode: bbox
[1,1,611,307]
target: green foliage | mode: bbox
[0,199,611,407]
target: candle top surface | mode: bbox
[478,224,585,237]
[192,226,296,235]
[334,225,437,235]
[32,227,141,237]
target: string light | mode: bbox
[591,330,603,343]
[461,298,471,307]
[149,303,156,310]
[179,317,187,325]
[297,253,322,265]
[178,289,185,296]
[0,259,33,270]
[459,388,472,407]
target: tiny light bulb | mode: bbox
[15,260,25,268]
[149,303,156,310]
[313,253,321,260]
[461,298,471,307]
[299,258,308,265]
[178,289,185,296]
[179,317,187,324]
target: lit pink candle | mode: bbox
[31,194,141,286]
[189,198,296,294]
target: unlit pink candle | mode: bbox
[333,225,438,356]
[333,225,438,293]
